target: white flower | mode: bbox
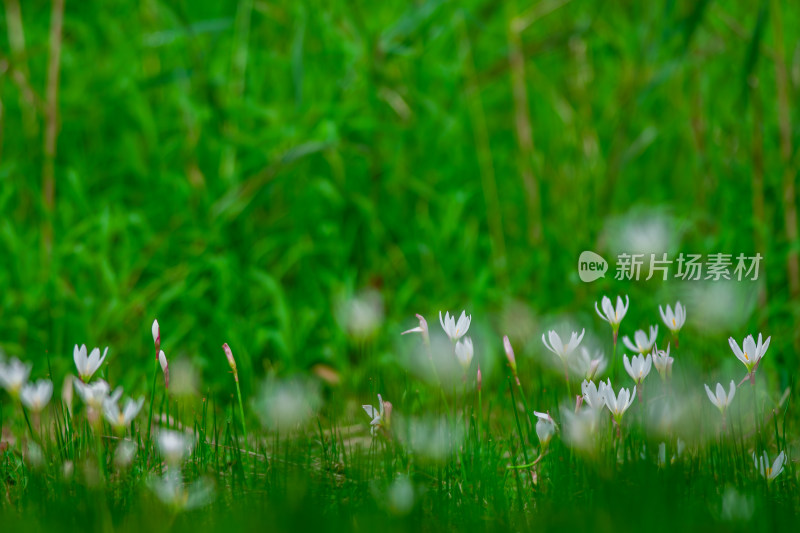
[454,337,474,371]
[571,347,607,381]
[541,329,585,363]
[73,344,108,382]
[74,379,122,410]
[729,333,770,375]
[622,326,658,355]
[149,470,214,510]
[103,396,145,430]
[561,407,601,451]
[659,302,686,335]
[401,314,429,343]
[623,353,652,385]
[20,379,53,413]
[0,357,32,397]
[363,393,391,436]
[753,450,785,481]
[533,411,557,447]
[651,344,674,379]
[158,429,192,465]
[704,380,736,414]
[604,385,636,423]
[595,295,629,329]
[115,441,137,468]
[152,319,160,347]
[581,379,608,411]
[439,311,471,342]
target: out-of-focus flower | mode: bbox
[604,385,636,424]
[622,327,658,355]
[753,450,785,481]
[363,393,392,437]
[115,441,137,468]
[62,374,75,414]
[159,350,169,388]
[581,379,608,411]
[386,475,415,516]
[595,295,628,342]
[158,429,192,466]
[439,311,471,342]
[73,344,108,382]
[704,381,736,415]
[403,416,463,462]
[74,380,121,411]
[560,406,601,452]
[0,357,33,397]
[25,441,43,468]
[651,344,673,380]
[455,338,474,372]
[623,353,652,385]
[104,396,145,431]
[20,379,53,413]
[571,347,607,381]
[337,289,384,339]
[401,314,430,345]
[533,411,557,447]
[729,333,770,381]
[720,487,754,521]
[253,377,321,431]
[149,470,214,511]
[657,439,685,466]
[659,303,686,336]
[541,329,585,364]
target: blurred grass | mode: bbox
[1,0,799,399]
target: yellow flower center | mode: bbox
[766,467,772,477]
[672,318,676,327]
[744,352,749,361]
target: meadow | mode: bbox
[1,0,800,531]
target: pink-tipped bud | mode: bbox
[575,394,584,412]
[503,335,518,374]
[401,314,430,345]
[152,319,161,357]
[158,349,169,388]
[477,367,482,391]
[223,343,237,375]
[382,401,392,427]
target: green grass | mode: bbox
[1,0,800,530]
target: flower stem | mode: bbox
[146,357,160,462]
[234,375,249,457]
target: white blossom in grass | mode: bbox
[595,295,629,342]
[729,333,770,382]
[651,344,674,380]
[622,326,658,355]
[103,396,145,431]
[386,476,415,516]
[149,470,214,511]
[533,411,557,448]
[20,379,53,413]
[73,344,108,382]
[603,385,636,424]
[753,451,785,481]
[254,377,321,431]
[581,379,608,411]
[0,358,32,398]
[363,394,392,437]
[115,441,137,469]
[152,319,160,352]
[623,353,652,385]
[659,302,686,336]
[158,429,192,466]
[74,380,122,411]
[454,337,474,372]
[439,311,471,342]
[541,329,585,364]
[401,314,429,345]
[704,381,736,415]
[560,407,601,452]
[571,347,607,381]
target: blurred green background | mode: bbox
[1,0,799,397]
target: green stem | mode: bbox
[234,376,249,456]
[146,357,159,461]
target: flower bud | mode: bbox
[152,319,161,357]
[223,343,237,374]
[159,350,169,388]
[503,335,517,375]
